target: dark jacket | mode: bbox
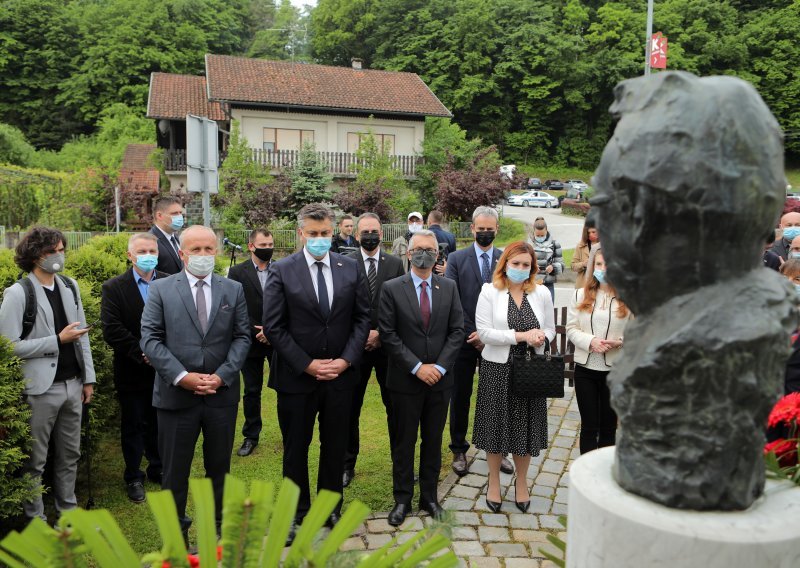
[428,224,457,255]
[227,258,273,359]
[445,245,502,338]
[345,249,405,329]
[378,272,464,394]
[262,251,371,394]
[763,250,782,271]
[771,238,791,261]
[101,268,169,392]
[786,332,800,394]
[148,226,183,275]
[330,234,360,254]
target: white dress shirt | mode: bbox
[174,270,213,385]
[303,247,333,309]
[361,248,380,273]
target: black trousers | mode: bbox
[117,388,161,484]
[157,403,238,529]
[391,387,452,505]
[345,348,392,471]
[276,383,352,521]
[574,365,617,454]
[241,355,267,441]
[449,345,480,454]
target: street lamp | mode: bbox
[644,0,654,75]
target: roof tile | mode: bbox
[147,74,226,121]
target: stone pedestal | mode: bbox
[567,447,800,568]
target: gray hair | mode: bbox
[297,203,336,228]
[357,212,382,229]
[179,225,216,248]
[472,206,499,224]
[127,232,158,252]
[409,229,437,250]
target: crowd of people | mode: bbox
[3,200,795,549]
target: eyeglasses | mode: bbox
[409,248,438,255]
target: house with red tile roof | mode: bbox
[146,55,451,190]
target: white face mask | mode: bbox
[408,223,423,234]
[186,254,215,277]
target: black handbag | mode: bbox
[510,338,565,398]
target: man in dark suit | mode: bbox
[342,213,405,488]
[444,206,513,476]
[227,229,274,457]
[263,203,370,539]
[101,233,168,503]
[379,229,464,526]
[427,210,457,256]
[330,214,360,254]
[148,196,184,275]
[140,225,250,539]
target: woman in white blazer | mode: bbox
[566,247,633,454]
[473,241,555,513]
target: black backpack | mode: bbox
[18,275,78,339]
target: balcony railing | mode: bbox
[163,149,421,178]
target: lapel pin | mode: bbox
[337,262,343,267]
[435,285,440,289]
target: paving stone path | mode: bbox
[337,385,579,567]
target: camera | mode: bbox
[435,243,449,267]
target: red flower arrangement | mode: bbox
[764,393,800,485]
[162,545,222,568]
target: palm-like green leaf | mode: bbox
[311,499,370,566]
[62,509,139,567]
[284,489,339,566]
[146,490,189,567]
[261,478,300,567]
[189,478,217,568]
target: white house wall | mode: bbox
[231,108,424,155]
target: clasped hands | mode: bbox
[180,372,224,395]
[517,329,546,347]
[306,358,349,381]
[416,363,442,386]
[589,337,623,353]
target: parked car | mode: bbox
[566,179,589,190]
[527,177,543,189]
[506,190,559,208]
[544,179,565,192]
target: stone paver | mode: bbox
[354,387,578,565]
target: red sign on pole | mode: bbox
[650,32,668,69]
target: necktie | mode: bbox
[481,252,492,283]
[420,281,431,330]
[171,235,180,254]
[316,262,330,319]
[195,280,208,333]
[367,258,377,300]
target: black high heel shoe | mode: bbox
[485,485,502,513]
[513,475,530,513]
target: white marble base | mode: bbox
[567,447,800,568]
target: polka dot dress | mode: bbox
[472,294,549,456]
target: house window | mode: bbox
[263,128,314,151]
[347,132,396,155]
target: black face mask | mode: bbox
[475,231,496,247]
[360,233,381,252]
[253,247,273,262]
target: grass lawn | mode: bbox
[78,370,478,555]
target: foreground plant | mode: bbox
[0,475,457,567]
[764,392,800,485]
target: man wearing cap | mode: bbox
[392,212,424,273]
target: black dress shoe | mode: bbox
[126,481,145,503]
[485,490,502,513]
[342,469,355,488]
[325,512,341,528]
[500,456,514,474]
[387,502,410,526]
[237,439,257,457]
[419,500,445,520]
[285,521,297,547]
[452,452,469,476]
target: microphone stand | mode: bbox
[228,246,238,269]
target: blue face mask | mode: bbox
[305,237,332,258]
[135,254,158,272]
[506,267,531,283]
[791,252,800,260]
[594,269,607,284]
[795,284,800,297]
[534,236,546,243]
[170,214,184,231]
[783,227,800,242]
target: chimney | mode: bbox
[351,58,363,70]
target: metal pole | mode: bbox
[645,0,654,75]
[114,185,120,233]
[202,119,211,227]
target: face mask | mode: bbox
[408,223,422,234]
[39,252,65,274]
[594,269,607,284]
[506,267,531,283]
[305,237,332,258]
[170,214,184,231]
[791,252,800,260]
[410,250,437,269]
[784,227,800,242]
[475,231,496,247]
[253,247,273,262]
[534,235,547,243]
[186,254,215,277]
[360,233,381,252]
[135,254,158,272]
[794,284,800,297]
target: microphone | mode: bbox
[222,237,242,251]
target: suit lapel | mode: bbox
[402,274,424,329]
[376,254,388,284]
[329,255,344,316]
[290,253,324,321]
[31,276,55,331]
[154,227,180,265]
[430,274,445,329]
[176,273,204,336]
[492,248,502,271]
[204,275,224,332]
[468,247,484,285]
[126,269,145,312]
[244,260,263,293]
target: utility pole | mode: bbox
[645,0,654,75]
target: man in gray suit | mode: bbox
[140,225,250,538]
[0,226,95,522]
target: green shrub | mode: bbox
[0,249,19,290]
[496,217,528,247]
[0,336,36,524]
[561,200,590,217]
[65,241,127,297]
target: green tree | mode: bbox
[285,141,333,213]
[0,124,36,167]
[247,0,311,61]
[310,0,381,66]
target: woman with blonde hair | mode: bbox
[473,241,555,513]
[566,247,633,454]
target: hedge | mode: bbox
[561,198,591,217]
